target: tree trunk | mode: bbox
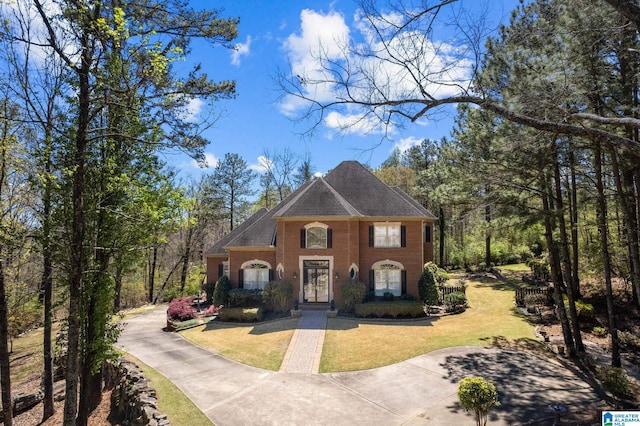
[594,142,621,367]
[0,259,13,426]
[64,33,92,426]
[180,228,194,292]
[552,144,584,355]
[114,265,124,312]
[439,207,445,268]
[41,238,55,421]
[568,146,581,298]
[485,187,491,270]
[542,174,575,354]
[148,243,158,303]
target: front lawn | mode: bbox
[179,272,539,373]
[180,317,299,371]
[320,274,538,372]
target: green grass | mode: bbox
[180,317,298,370]
[497,263,530,272]
[179,271,540,373]
[123,354,212,426]
[9,327,46,384]
[319,275,538,372]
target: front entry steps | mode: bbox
[299,303,330,310]
[291,303,337,318]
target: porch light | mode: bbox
[335,272,339,280]
[293,271,297,279]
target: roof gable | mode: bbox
[206,161,436,254]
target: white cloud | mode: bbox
[189,152,218,169]
[178,97,204,123]
[279,9,351,116]
[323,111,385,136]
[393,136,422,153]
[279,6,473,133]
[249,155,272,173]
[231,36,252,66]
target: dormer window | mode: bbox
[300,222,332,249]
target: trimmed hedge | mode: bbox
[228,289,263,308]
[218,307,264,322]
[354,301,425,319]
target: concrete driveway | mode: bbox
[117,307,603,425]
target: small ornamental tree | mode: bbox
[263,281,293,312]
[341,280,367,312]
[213,275,231,307]
[457,376,500,426]
[418,265,440,315]
[167,297,196,321]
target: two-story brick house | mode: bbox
[205,161,436,307]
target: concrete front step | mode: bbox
[299,303,330,311]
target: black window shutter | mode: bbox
[369,226,374,247]
[401,270,407,295]
[425,225,431,243]
[269,269,274,282]
[401,225,406,247]
[327,229,332,248]
[300,229,306,248]
[218,264,223,279]
[369,270,375,293]
[238,270,244,289]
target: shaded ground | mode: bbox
[116,307,605,426]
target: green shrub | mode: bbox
[203,281,216,304]
[457,376,500,426]
[523,293,549,307]
[263,281,293,312]
[596,366,631,397]
[591,326,608,337]
[228,288,263,308]
[382,292,395,301]
[213,275,231,306]
[399,294,416,301]
[619,330,640,354]
[218,307,264,322]
[354,302,425,319]
[527,259,550,280]
[563,296,594,321]
[444,292,467,313]
[419,264,440,314]
[424,261,449,284]
[341,280,366,312]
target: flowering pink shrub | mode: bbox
[202,304,223,316]
[167,297,196,321]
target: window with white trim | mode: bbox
[374,223,401,248]
[306,226,327,249]
[243,263,269,290]
[374,264,401,296]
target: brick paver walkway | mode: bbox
[279,310,327,373]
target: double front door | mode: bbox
[303,260,329,303]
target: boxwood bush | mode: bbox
[218,307,264,322]
[228,288,263,308]
[444,292,467,313]
[354,301,425,319]
[341,280,367,312]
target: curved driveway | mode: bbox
[117,307,602,425]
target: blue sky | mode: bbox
[174,0,522,179]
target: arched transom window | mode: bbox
[240,260,271,290]
[372,260,404,297]
[303,222,331,249]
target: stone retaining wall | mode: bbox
[105,358,171,426]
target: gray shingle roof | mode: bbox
[206,161,435,253]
